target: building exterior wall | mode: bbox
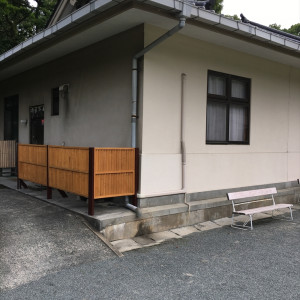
[0,25,144,147]
[140,24,300,197]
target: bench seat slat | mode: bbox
[235,203,293,215]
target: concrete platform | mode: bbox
[0,176,136,225]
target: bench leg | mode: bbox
[249,215,253,230]
[272,207,294,221]
[231,214,253,230]
[289,207,293,221]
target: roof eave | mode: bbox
[0,0,299,75]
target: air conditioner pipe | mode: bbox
[126,14,186,215]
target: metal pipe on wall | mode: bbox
[131,15,186,148]
[126,14,186,215]
[180,73,187,191]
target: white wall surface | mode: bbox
[140,24,300,196]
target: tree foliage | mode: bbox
[225,14,240,21]
[0,0,56,55]
[213,0,223,14]
[270,22,300,36]
[1,0,299,56]
[284,23,300,36]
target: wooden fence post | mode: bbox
[88,147,95,216]
[46,145,52,199]
[14,142,18,177]
[17,143,20,189]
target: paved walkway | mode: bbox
[111,206,300,252]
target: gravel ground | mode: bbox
[1,185,299,299]
[0,185,114,291]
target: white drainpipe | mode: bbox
[126,14,186,214]
[131,15,186,148]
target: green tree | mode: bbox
[0,0,56,55]
[269,22,300,37]
[286,23,300,36]
[225,14,240,21]
[269,23,282,30]
[33,0,57,33]
[213,0,223,14]
[0,0,32,54]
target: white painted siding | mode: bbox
[140,24,300,196]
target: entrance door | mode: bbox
[30,105,44,145]
[4,95,19,141]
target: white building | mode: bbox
[1,0,300,238]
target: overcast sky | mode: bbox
[222,0,300,29]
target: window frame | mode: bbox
[206,70,251,145]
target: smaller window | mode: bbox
[51,87,59,116]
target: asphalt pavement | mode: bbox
[1,184,300,299]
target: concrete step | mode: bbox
[138,203,188,218]
[89,203,189,232]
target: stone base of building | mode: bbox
[98,181,300,241]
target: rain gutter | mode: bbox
[131,13,187,148]
[1,0,299,69]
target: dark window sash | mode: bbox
[206,70,251,144]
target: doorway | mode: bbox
[4,95,19,141]
[30,105,44,145]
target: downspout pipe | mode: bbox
[126,15,186,215]
[131,15,186,148]
[180,73,187,191]
[124,196,141,217]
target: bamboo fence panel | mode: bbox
[94,148,135,198]
[48,146,89,197]
[18,144,47,185]
[0,140,16,168]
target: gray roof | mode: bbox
[0,0,299,80]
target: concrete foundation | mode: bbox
[100,181,300,241]
[1,177,299,242]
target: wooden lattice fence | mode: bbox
[17,144,137,215]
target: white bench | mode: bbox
[227,187,293,230]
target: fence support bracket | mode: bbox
[17,179,28,189]
[57,189,68,198]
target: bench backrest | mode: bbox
[227,187,277,201]
[227,187,277,211]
